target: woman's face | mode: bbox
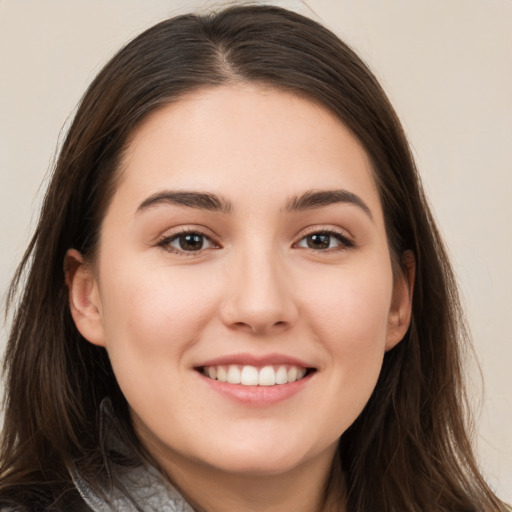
[68,85,412,480]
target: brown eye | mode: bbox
[177,233,205,251]
[160,232,215,253]
[306,233,330,249]
[296,231,353,251]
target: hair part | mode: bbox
[1,5,507,511]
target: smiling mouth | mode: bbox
[198,364,315,387]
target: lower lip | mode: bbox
[198,372,314,406]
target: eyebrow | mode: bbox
[137,190,233,214]
[136,188,372,220]
[284,189,373,220]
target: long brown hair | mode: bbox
[1,5,507,511]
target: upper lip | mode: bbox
[195,352,315,369]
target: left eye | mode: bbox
[162,232,215,252]
[296,231,350,250]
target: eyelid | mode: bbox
[156,226,221,256]
[293,226,355,251]
[154,224,355,256]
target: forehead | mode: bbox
[112,84,381,215]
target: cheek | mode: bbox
[98,260,220,361]
[302,259,393,349]
[96,260,223,420]
[299,257,393,408]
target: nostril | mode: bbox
[228,319,289,334]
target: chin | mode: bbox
[194,431,332,477]
[203,449,309,477]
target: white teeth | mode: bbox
[258,366,276,386]
[275,366,288,385]
[241,365,259,385]
[217,366,227,382]
[202,364,310,386]
[227,365,241,384]
[287,366,298,383]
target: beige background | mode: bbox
[1,0,511,500]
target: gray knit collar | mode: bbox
[70,399,195,512]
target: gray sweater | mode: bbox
[1,399,196,512]
[71,459,194,512]
[71,399,195,512]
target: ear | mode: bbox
[64,249,106,347]
[386,250,415,351]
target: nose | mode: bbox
[219,246,298,335]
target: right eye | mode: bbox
[158,231,217,255]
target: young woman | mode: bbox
[0,4,507,512]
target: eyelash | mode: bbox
[156,228,354,256]
[294,229,355,252]
[157,229,219,257]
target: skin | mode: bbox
[67,84,413,512]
